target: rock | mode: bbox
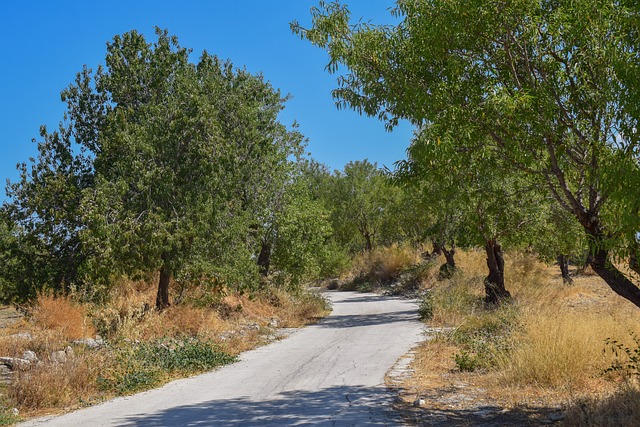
[73,338,102,349]
[0,364,12,383]
[269,318,279,328]
[9,332,32,340]
[11,408,19,416]
[22,350,37,362]
[413,397,426,407]
[0,356,31,370]
[50,350,67,363]
[65,346,75,358]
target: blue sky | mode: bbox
[0,0,413,190]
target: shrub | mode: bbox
[604,332,640,379]
[418,292,434,321]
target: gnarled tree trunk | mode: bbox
[484,239,511,305]
[580,218,640,309]
[443,244,456,269]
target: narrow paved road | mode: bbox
[20,291,424,426]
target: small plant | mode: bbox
[454,350,479,372]
[418,292,434,321]
[604,332,640,379]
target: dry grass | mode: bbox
[30,293,95,341]
[402,248,640,424]
[10,352,103,412]
[346,243,420,286]
[0,278,329,420]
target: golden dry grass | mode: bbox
[10,352,103,412]
[347,243,420,284]
[30,293,95,341]
[402,248,640,424]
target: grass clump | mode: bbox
[98,338,236,395]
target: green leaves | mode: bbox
[4,29,306,303]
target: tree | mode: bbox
[329,160,401,252]
[7,29,304,308]
[397,126,544,303]
[293,0,640,307]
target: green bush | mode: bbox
[450,303,519,370]
[418,292,434,321]
[454,350,479,372]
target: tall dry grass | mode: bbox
[347,243,420,285]
[30,293,95,340]
[410,247,640,422]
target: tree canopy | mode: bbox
[293,0,640,307]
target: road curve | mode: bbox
[20,291,424,426]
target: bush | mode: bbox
[454,350,479,372]
[418,292,434,321]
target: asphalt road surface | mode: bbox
[20,291,425,426]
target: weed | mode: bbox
[418,292,434,321]
[454,350,479,372]
[604,332,640,379]
[30,293,94,340]
[98,338,236,395]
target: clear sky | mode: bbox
[0,0,413,190]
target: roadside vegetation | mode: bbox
[0,282,328,421]
[336,245,640,425]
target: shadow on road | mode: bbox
[314,311,419,329]
[330,295,412,304]
[117,385,398,426]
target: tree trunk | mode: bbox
[443,244,456,269]
[484,239,511,305]
[589,245,640,309]
[257,241,272,276]
[557,254,572,284]
[577,217,640,308]
[432,239,444,257]
[156,254,171,310]
[364,233,373,252]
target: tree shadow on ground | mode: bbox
[396,401,566,426]
[117,385,400,426]
[314,311,419,329]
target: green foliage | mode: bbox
[99,338,236,395]
[0,386,18,426]
[4,28,305,304]
[417,292,434,321]
[294,0,640,307]
[604,333,640,379]
[450,304,520,371]
[453,350,479,372]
